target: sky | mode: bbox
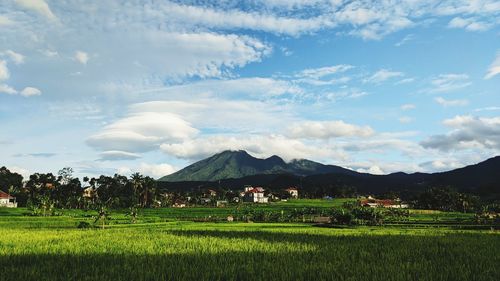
[0,0,499,179]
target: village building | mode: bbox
[172,200,186,208]
[267,192,280,201]
[216,200,228,207]
[82,186,95,199]
[0,190,17,208]
[285,187,299,199]
[205,189,217,197]
[360,198,409,208]
[243,186,269,203]
[200,197,212,204]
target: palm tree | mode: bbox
[130,173,144,206]
[95,204,109,229]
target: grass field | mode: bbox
[0,199,499,281]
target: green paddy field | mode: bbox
[0,199,498,281]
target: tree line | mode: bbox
[1,166,499,217]
[0,166,159,214]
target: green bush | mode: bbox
[77,221,91,229]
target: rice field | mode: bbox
[0,201,499,281]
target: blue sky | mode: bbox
[1,0,499,179]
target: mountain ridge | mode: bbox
[159,150,356,182]
[158,152,500,197]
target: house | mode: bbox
[0,190,17,208]
[82,186,95,199]
[216,200,228,207]
[285,187,299,198]
[268,192,280,201]
[313,216,331,224]
[205,189,217,197]
[360,198,409,208]
[200,197,212,204]
[172,200,186,208]
[243,186,269,203]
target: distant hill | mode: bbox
[159,150,355,182]
[158,151,500,198]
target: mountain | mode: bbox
[158,152,500,198]
[158,150,355,182]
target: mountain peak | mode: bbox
[158,150,350,182]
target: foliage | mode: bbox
[76,221,91,229]
[414,186,480,212]
[0,215,498,281]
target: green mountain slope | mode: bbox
[158,150,354,182]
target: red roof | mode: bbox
[360,199,395,206]
[285,187,298,191]
[0,190,14,199]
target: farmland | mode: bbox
[0,199,499,281]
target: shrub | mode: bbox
[329,208,354,225]
[77,221,91,229]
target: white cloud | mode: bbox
[20,87,41,97]
[9,166,31,179]
[395,34,414,47]
[356,165,385,175]
[429,73,471,93]
[41,49,59,57]
[485,51,500,79]
[399,116,414,123]
[293,64,354,86]
[395,78,415,85]
[116,166,132,176]
[286,120,374,139]
[98,151,142,161]
[401,104,416,110]
[15,0,57,20]
[130,98,295,132]
[421,115,500,151]
[325,88,368,101]
[347,160,423,175]
[160,134,346,162]
[0,85,41,97]
[0,15,14,26]
[137,163,178,178]
[0,84,17,95]
[296,65,353,79]
[0,60,10,81]
[101,31,271,79]
[87,112,199,153]
[74,51,89,65]
[364,69,404,83]
[157,1,333,36]
[1,50,25,64]
[448,17,492,31]
[340,136,425,157]
[475,106,500,112]
[434,97,468,107]
[419,159,465,172]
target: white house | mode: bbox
[82,186,95,199]
[0,190,17,208]
[360,198,409,209]
[243,186,269,203]
[285,187,299,199]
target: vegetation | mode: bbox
[1,163,500,280]
[0,206,499,281]
[159,150,354,182]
